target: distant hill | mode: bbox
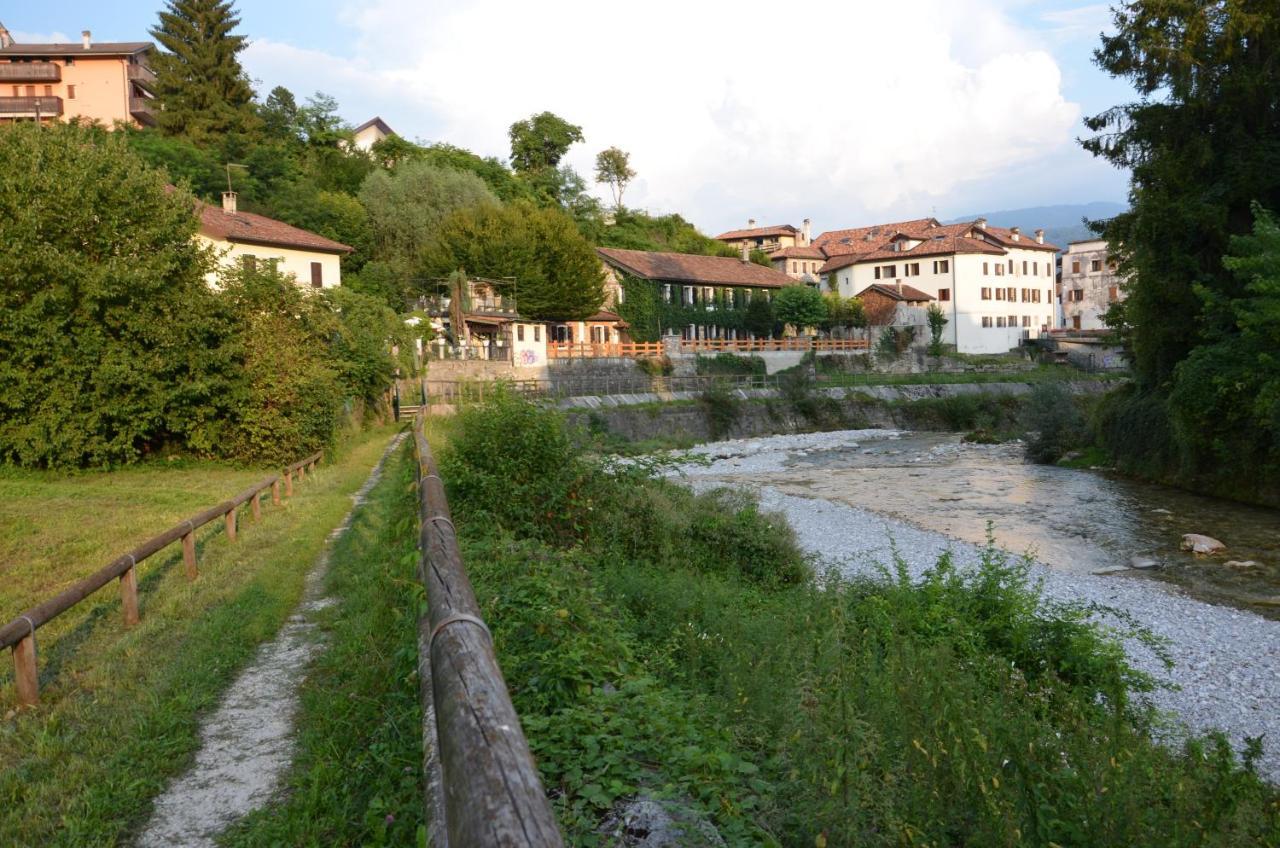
[945,202,1126,250]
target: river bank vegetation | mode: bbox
[435,391,1279,845]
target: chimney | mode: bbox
[801,217,812,246]
[82,30,91,49]
[221,191,238,214]
[1010,226,1021,241]
[1034,228,1045,244]
[976,217,988,229]
[0,25,12,49]
[740,241,749,262]
[747,218,756,228]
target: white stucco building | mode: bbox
[816,218,1059,354]
[1058,238,1123,330]
[351,116,395,152]
[195,191,352,288]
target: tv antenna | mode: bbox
[225,162,248,192]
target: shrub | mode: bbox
[635,355,673,376]
[926,303,949,356]
[1023,382,1089,463]
[698,379,741,441]
[875,325,916,361]
[695,353,765,376]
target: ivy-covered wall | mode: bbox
[614,274,773,342]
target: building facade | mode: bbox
[196,192,352,289]
[1057,239,1122,330]
[0,25,156,127]
[817,218,1058,354]
[714,218,813,255]
[351,116,395,151]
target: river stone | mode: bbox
[1225,560,1262,569]
[1181,534,1227,555]
[1092,565,1131,576]
[598,796,725,847]
[1130,555,1161,570]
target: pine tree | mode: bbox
[149,0,259,141]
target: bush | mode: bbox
[1024,382,1089,463]
[698,379,741,441]
[694,353,765,376]
[635,355,673,377]
[875,325,916,361]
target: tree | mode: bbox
[508,111,584,174]
[1083,0,1280,387]
[258,86,301,143]
[149,0,260,141]
[748,248,772,266]
[358,159,498,280]
[821,294,866,333]
[0,123,236,467]
[298,92,349,148]
[926,303,949,355]
[773,285,828,331]
[744,294,776,338]
[424,202,605,320]
[594,146,636,209]
[369,134,423,169]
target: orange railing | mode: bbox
[681,337,869,353]
[546,342,664,359]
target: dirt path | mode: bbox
[134,433,406,848]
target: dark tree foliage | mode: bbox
[258,85,302,142]
[508,111,584,174]
[1083,0,1280,387]
[589,208,737,257]
[150,0,260,141]
[0,123,235,467]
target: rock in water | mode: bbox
[1180,534,1226,555]
[1129,555,1161,570]
[1225,560,1262,569]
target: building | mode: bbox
[196,191,352,288]
[1057,239,1122,330]
[816,217,1059,354]
[714,218,813,255]
[598,247,797,340]
[351,116,395,151]
[420,277,547,364]
[0,24,156,127]
[769,245,826,283]
[858,283,935,326]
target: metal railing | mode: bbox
[412,417,562,847]
[1,452,321,706]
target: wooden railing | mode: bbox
[412,417,562,847]
[1,452,321,706]
[681,337,869,353]
[546,341,663,359]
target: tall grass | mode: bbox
[438,391,1280,845]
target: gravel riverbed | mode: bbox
[673,429,1280,783]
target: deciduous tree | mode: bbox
[773,285,828,331]
[509,111,584,174]
[594,146,636,209]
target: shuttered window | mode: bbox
[310,262,323,288]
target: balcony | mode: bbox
[129,94,157,127]
[0,62,61,83]
[127,62,156,91]
[0,96,63,119]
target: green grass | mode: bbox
[220,443,425,847]
[813,363,1125,388]
[0,424,400,846]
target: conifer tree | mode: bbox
[149,0,259,141]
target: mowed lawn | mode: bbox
[0,424,402,846]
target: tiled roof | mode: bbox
[598,247,795,288]
[353,116,395,136]
[586,309,629,327]
[714,224,799,241]
[0,41,152,56]
[814,218,942,256]
[980,225,1061,252]
[197,202,353,254]
[860,283,935,302]
[770,245,827,260]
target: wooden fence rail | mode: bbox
[680,336,870,353]
[412,416,563,847]
[546,341,663,359]
[1,451,322,706]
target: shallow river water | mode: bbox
[703,431,1280,618]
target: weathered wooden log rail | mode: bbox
[1,451,322,706]
[412,416,563,847]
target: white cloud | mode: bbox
[244,0,1082,233]
[10,30,73,43]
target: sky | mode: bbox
[9,1,1137,236]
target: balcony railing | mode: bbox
[129,94,156,126]
[0,62,61,82]
[127,62,156,90]
[0,96,63,118]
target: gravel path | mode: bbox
[135,433,406,848]
[673,430,1280,783]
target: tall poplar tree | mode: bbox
[149,0,259,141]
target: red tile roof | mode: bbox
[714,224,799,241]
[770,245,827,260]
[814,218,942,256]
[598,247,796,288]
[860,283,935,302]
[197,202,353,254]
[979,225,1061,252]
[586,309,629,327]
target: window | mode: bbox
[791,261,798,273]
[241,255,257,272]
[982,316,993,328]
[64,57,75,66]
[1046,289,1052,303]
[938,288,950,301]
[1071,289,1084,302]
[1109,286,1119,301]
[995,265,1004,276]
[932,259,950,274]
[996,288,1005,301]
[981,287,992,300]
[1007,287,1016,301]
[884,265,896,278]
[1022,261,1028,275]
[1072,261,1081,274]
[1008,314,1017,326]
[43,85,52,96]
[310,261,322,288]
[1033,289,1041,303]
[1033,262,1038,276]
[996,316,1006,328]
[983,262,989,275]
[534,325,541,342]
[904,262,920,277]
[67,84,77,99]
[1091,259,1103,272]
[662,284,672,303]
[1021,315,1031,327]
[517,324,525,342]
[1008,259,1014,273]
[25,85,35,97]
[874,267,880,280]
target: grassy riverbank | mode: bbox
[0,425,398,845]
[441,391,1279,845]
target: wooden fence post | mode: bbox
[252,492,262,522]
[272,479,281,505]
[225,507,237,543]
[120,565,139,627]
[285,470,294,498]
[298,463,306,482]
[13,635,37,706]
[182,530,198,580]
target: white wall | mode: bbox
[1060,240,1121,330]
[832,247,1056,354]
[511,321,547,367]
[197,234,344,289]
